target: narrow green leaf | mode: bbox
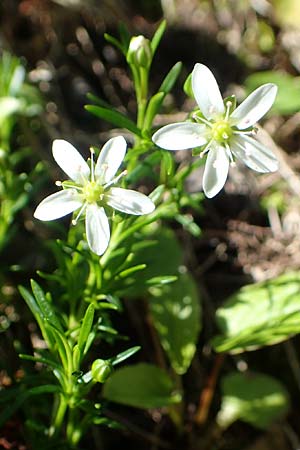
[30,280,62,331]
[104,33,124,54]
[78,304,95,356]
[103,363,181,408]
[159,62,182,94]
[19,285,54,347]
[110,346,141,366]
[117,264,146,279]
[217,371,290,430]
[150,20,167,55]
[85,105,142,136]
[0,385,59,427]
[118,22,131,50]
[86,92,114,109]
[19,353,61,370]
[46,323,72,372]
[144,91,165,130]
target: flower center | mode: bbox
[83,181,104,204]
[211,120,232,144]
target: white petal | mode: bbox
[106,187,155,215]
[52,140,90,183]
[34,189,82,221]
[231,84,277,130]
[192,63,225,120]
[95,136,127,184]
[152,122,207,150]
[203,144,230,198]
[85,204,110,255]
[231,135,279,173]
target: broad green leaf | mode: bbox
[244,71,300,115]
[103,363,181,408]
[149,272,201,374]
[217,371,290,430]
[85,105,142,136]
[212,272,300,354]
[150,20,167,55]
[78,304,95,356]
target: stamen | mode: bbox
[225,143,235,166]
[72,202,87,225]
[104,170,127,189]
[200,140,213,158]
[192,113,212,128]
[90,147,95,182]
[233,130,255,136]
[59,182,83,191]
[225,101,232,121]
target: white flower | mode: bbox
[34,137,155,255]
[152,63,279,198]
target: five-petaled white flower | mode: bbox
[153,63,279,198]
[34,137,155,255]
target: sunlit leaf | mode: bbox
[212,272,300,354]
[244,71,300,115]
[103,363,181,408]
[149,271,201,374]
[217,371,290,430]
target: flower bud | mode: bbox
[91,359,113,383]
[127,35,152,69]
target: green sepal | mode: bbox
[183,73,193,97]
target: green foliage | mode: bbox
[244,71,300,115]
[110,226,183,297]
[212,272,300,353]
[103,363,181,408]
[149,271,201,374]
[217,371,290,429]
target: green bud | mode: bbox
[91,359,113,383]
[127,35,152,69]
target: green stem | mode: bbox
[66,407,82,446]
[49,394,68,437]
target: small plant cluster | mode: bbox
[1,20,299,449]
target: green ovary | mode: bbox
[211,120,232,144]
[83,181,104,204]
